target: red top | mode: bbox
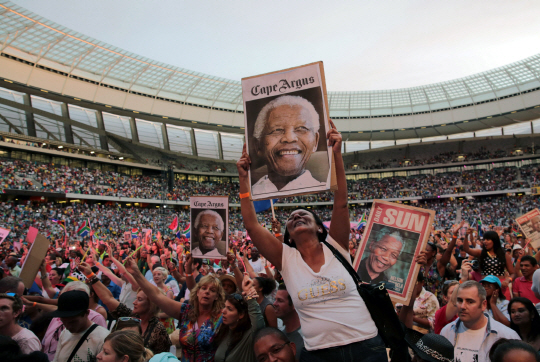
[512,276,540,304]
[434,304,458,334]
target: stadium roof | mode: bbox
[2,0,540,116]
[1,1,540,161]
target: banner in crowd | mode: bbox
[352,200,435,305]
[190,196,228,259]
[241,62,336,200]
[516,208,540,249]
[20,233,49,288]
[0,227,9,244]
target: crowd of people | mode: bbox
[2,194,540,245]
[356,146,528,170]
[3,130,540,361]
[1,158,536,204]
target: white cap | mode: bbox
[513,244,523,251]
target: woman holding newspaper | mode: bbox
[237,120,387,362]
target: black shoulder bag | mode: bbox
[322,240,407,360]
[66,323,98,362]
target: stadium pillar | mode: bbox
[60,103,74,144]
[22,93,36,137]
[95,111,109,151]
[217,132,223,159]
[161,123,170,151]
[129,117,139,143]
[190,129,198,157]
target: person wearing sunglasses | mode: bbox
[214,275,265,362]
[78,262,172,355]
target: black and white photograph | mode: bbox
[190,196,229,259]
[242,62,332,200]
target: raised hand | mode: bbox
[326,119,342,154]
[123,257,138,274]
[236,144,251,178]
[78,262,92,276]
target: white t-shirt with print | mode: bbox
[53,323,109,362]
[455,322,487,362]
[280,235,378,351]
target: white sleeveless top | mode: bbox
[280,235,378,351]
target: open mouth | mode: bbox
[278,149,301,156]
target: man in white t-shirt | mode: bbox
[249,247,265,274]
[441,281,520,362]
[51,290,109,362]
[0,293,41,354]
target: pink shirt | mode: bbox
[513,277,540,304]
[42,309,106,361]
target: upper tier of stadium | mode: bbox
[1,0,540,151]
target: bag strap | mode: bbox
[321,240,363,285]
[66,323,98,362]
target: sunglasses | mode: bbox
[118,317,141,323]
[230,293,243,301]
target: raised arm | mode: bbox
[184,254,197,291]
[124,257,182,319]
[238,144,283,270]
[327,120,349,251]
[462,229,481,257]
[78,262,120,312]
[242,275,266,332]
[438,222,463,276]
[39,261,57,299]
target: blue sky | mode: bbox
[11,0,540,91]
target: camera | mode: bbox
[470,260,480,271]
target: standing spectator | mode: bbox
[433,280,459,334]
[0,293,41,354]
[273,284,304,360]
[50,290,109,362]
[508,297,540,351]
[412,274,439,334]
[41,282,107,361]
[440,281,520,362]
[462,231,514,291]
[249,248,264,274]
[481,276,510,326]
[214,275,265,362]
[513,256,540,304]
[237,123,388,361]
[5,256,21,277]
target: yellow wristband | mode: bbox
[239,192,250,199]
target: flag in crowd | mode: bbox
[183,223,191,238]
[77,219,91,237]
[131,228,139,239]
[356,212,367,230]
[168,215,179,231]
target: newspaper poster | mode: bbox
[123,231,131,243]
[352,200,435,305]
[242,62,336,201]
[190,196,228,260]
[516,209,540,249]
